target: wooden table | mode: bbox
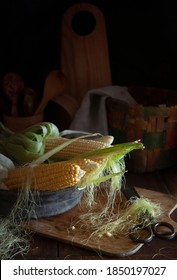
[16,167,177,260]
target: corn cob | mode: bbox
[69,157,108,187]
[44,136,112,160]
[94,135,114,145]
[4,162,86,191]
[70,158,102,174]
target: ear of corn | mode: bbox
[44,136,112,160]
[4,162,86,191]
[71,158,107,184]
[94,135,114,145]
[70,158,100,173]
[3,157,108,191]
[78,158,108,188]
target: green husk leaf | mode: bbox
[22,122,60,138]
[6,134,43,153]
[0,122,60,164]
[5,142,45,164]
[74,141,143,191]
[72,140,144,161]
[79,171,124,190]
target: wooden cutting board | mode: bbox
[26,187,177,257]
[61,3,112,104]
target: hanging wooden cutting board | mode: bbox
[26,187,177,257]
[61,3,112,104]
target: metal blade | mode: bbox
[121,184,140,201]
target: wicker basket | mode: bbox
[106,86,177,173]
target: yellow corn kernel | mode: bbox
[4,161,86,191]
[44,137,110,160]
[70,157,108,187]
[70,158,100,174]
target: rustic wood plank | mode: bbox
[61,3,112,104]
[23,187,177,258]
[57,234,177,260]
[16,234,58,260]
[125,171,171,194]
[160,167,177,197]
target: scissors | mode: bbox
[121,184,176,243]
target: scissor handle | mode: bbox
[152,222,176,240]
[129,224,153,243]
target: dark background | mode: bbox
[1,0,177,97]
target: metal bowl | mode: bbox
[0,187,83,219]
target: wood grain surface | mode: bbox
[61,3,112,104]
[26,187,177,257]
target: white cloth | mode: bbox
[69,86,136,135]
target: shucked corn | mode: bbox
[44,136,114,160]
[4,161,86,191]
[2,133,114,191]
